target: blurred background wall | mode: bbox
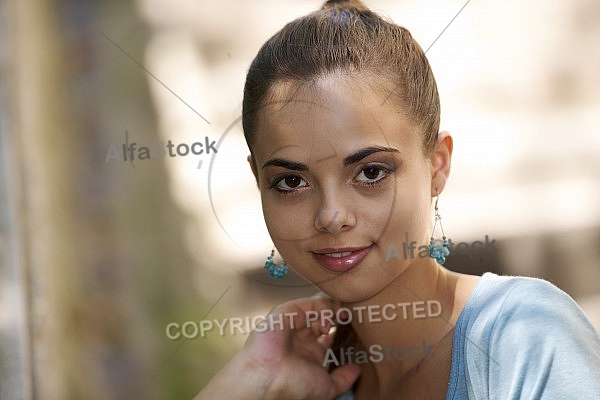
[0,0,599,399]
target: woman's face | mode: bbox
[249,75,450,302]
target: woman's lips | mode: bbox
[312,245,373,273]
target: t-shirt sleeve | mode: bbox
[468,278,600,399]
[335,391,354,400]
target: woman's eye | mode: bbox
[355,166,389,184]
[273,175,308,192]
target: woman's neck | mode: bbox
[338,258,460,393]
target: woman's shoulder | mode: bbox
[460,272,598,337]
[452,272,600,398]
[456,272,600,366]
[464,272,570,311]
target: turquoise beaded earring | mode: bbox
[428,195,450,264]
[264,249,288,279]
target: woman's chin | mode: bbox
[312,264,411,303]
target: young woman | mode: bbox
[195,0,600,398]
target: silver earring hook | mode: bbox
[430,194,446,239]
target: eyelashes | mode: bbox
[268,163,396,195]
[354,165,394,186]
[271,175,309,193]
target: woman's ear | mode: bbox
[247,154,259,186]
[430,131,453,196]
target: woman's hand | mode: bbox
[195,293,360,400]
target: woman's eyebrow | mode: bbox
[343,146,400,166]
[261,158,308,171]
[261,146,399,170]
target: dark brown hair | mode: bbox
[242,0,440,157]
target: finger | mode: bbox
[275,296,341,336]
[316,330,335,350]
[304,304,340,338]
[336,308,351,323]
[272,294,333,319]
[311,292,342,310]
[326,363,361,399]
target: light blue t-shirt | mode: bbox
[336,272,600,399]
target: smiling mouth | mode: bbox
[312,245,374,273]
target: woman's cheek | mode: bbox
[357,195,394,230]
[262,198,310,241]
[262,202,286,239]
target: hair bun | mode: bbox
[321,0,368,11]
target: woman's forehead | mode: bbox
[252,76,419,161]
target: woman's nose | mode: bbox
[313,188,356,234]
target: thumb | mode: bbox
[326,363,361,398]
